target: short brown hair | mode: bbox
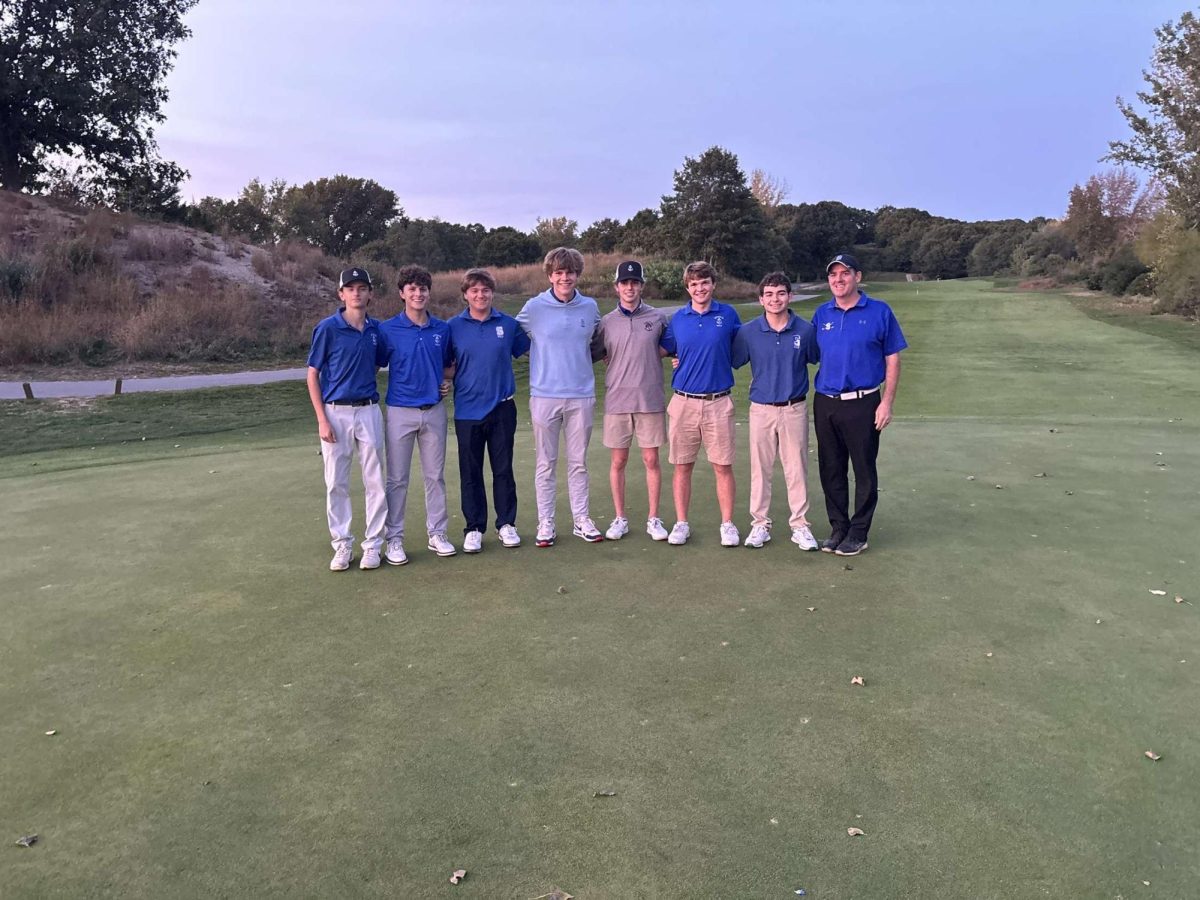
[397,264,432,290]
[460,268,496,295]
[683,261,717,283]
[542,247,585,276]
[757,271,792,295]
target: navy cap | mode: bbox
[338,267,372,288]
[825,253,860,273]
[615,260,645,283]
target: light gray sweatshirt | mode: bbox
[516,289,602,399]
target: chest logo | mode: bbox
[714,315,725,327]
[433,334,442,346]
[496,325,505,338]
[822,322,834,331]
[793,335,802,349]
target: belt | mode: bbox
[761,394,806,407]
[674,389,731,401]
[409,402,439,411]
[822,386,881,401]
[328,398,377,407]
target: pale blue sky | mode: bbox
[158,0,1184,229]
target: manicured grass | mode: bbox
[1,281,1198,898]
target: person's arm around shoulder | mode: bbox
[731,326,750,369]
[513,320,531,359]
[307,367,335,444]
[590,315,607,363]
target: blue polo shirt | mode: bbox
[811,292,907,394]
[306,309,385,403]
[661,301,742,394]
[378,312,453,407]
[732,312,820,404]
[447,306,530,420]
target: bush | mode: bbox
[1124,272,1154,296]
[642,260,687,300]
[0,256,35,301]
[1097,245,1149,295]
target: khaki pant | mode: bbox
[530,396,595,522]
[748,400,811,529]
[320,402,387,551]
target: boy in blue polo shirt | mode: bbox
[811,253,907,556]
[447,268,530,553]
[732,272,820,551]
[306,267,388,571]
[660,261,742,547]
[378,264,456,564]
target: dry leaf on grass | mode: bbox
[15,834,38,847]
[449,868,467,884]
[1034,472,1047,477]
[593,790,616,798]
[850,676,865,686]
[985,652,993,658]
[1145,751,1162,761]
[806,607,816,612]
[556,586,567,594]
[45,729,57,736]
[1149,590,1167,596]
[847,827,865,836]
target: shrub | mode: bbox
[642,260,687,301]
[250,250,276,279]
[125,228,194,263]
[1124,272,1154,296]
[0,256,35,301]
[1097,245,1149,295]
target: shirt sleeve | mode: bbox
[660,313,677,355]
[728,305,742,336]
[306,322,329,369]
[882,307,908,356]
[512,322,531,358]
[731,328,750,369]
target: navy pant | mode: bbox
[813,392,881,541]
[455,399,518,535]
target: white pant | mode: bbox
[321,403,387,551]
[384,403,450,540]
[530,396,594,522]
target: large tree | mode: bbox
[659,146,784,279]
[281,176,401,259]
[0,0,197,190]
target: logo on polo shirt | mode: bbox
[822,322,834,331]
[433,334,443,346]
[644,321,654,331]
[793,335,802,349]
[714,315,725,327]
[495,325,505,338]
[579,317,587,327]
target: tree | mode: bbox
[749,168,789,210]
[912,222,982,279]
[967,222,1035,276]
[1107,11,1200,226]
[620,208,663,254]
[0,0,197,190]
[1063,169,1163,260]
[776,201,875,278]
[580,217,623,253]
[658,146,784,279]
[281,176,401,259]
[475,226,541,267]
[533,216,579,254]
[874,206,939,271]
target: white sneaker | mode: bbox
[646,517,669,541]
[427,533,457,557]
[668,521,690,545]
[791,524,819,551]
[359,545,381,569]
[606,516,629,540]
[535,519,556,547]
[720,521,740,547]
[499,524,521,548]
[744,523,771,548]
[385,539,408,566]
[573,516,604,542]
[330,544,353,571]
[463,530,483,553]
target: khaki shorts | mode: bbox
[667,393,735,466]
[603,412,667,449]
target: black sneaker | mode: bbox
[820,532,846,553]
[834,537,869,556]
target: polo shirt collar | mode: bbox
[618,302,643,317]
[459,306,500,323]
[395,311,433,329]
[683,301,720,316]
[827,291,868,312]
[755,311,797,332]
[335,308,375,330]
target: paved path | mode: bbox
[0,367,309,400]
[2,294,821,401]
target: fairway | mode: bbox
[2,281,1198,899]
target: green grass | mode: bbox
[2,280,1198,898]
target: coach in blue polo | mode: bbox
[811,253,907,556]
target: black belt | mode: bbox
[404,402,439,411]
[328,398,377,407]
[674,389,731,401]
[762,394,806,407]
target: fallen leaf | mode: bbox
[1145,750,1162,761]
[850,675,865,686]
[806,607,816,612]
[45,729,57,736]
[1034,472,1047,477]
[556,586,567,594]
[994,484,1004,489]
[1144,881,1151,886]
[1096,619,1102,625]
[449,868,467,884]
[847,827,865,836]
[720,641,730,647]
[1065,490,1074,495]
[1176,596,1189,605]
[593,790,616,798]
[966,475,976,480]
[985,652,993,658]
[770,817,779,825]
[1149,590,1167,596]
[15,834,37,847]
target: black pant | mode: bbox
[813,392,882,540]
[455,398,518,534]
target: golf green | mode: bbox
[2,281,1197,898]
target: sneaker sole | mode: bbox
[330,563,351,571]
[428,547,458,557]
[501,541,521,548]
[360,561,381,570]
[834,543,868,557]
[463,547,483,554]
[648,533,668,541]
[385,557,409,566]
[574,532,604,542]
[536,537,556,547]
